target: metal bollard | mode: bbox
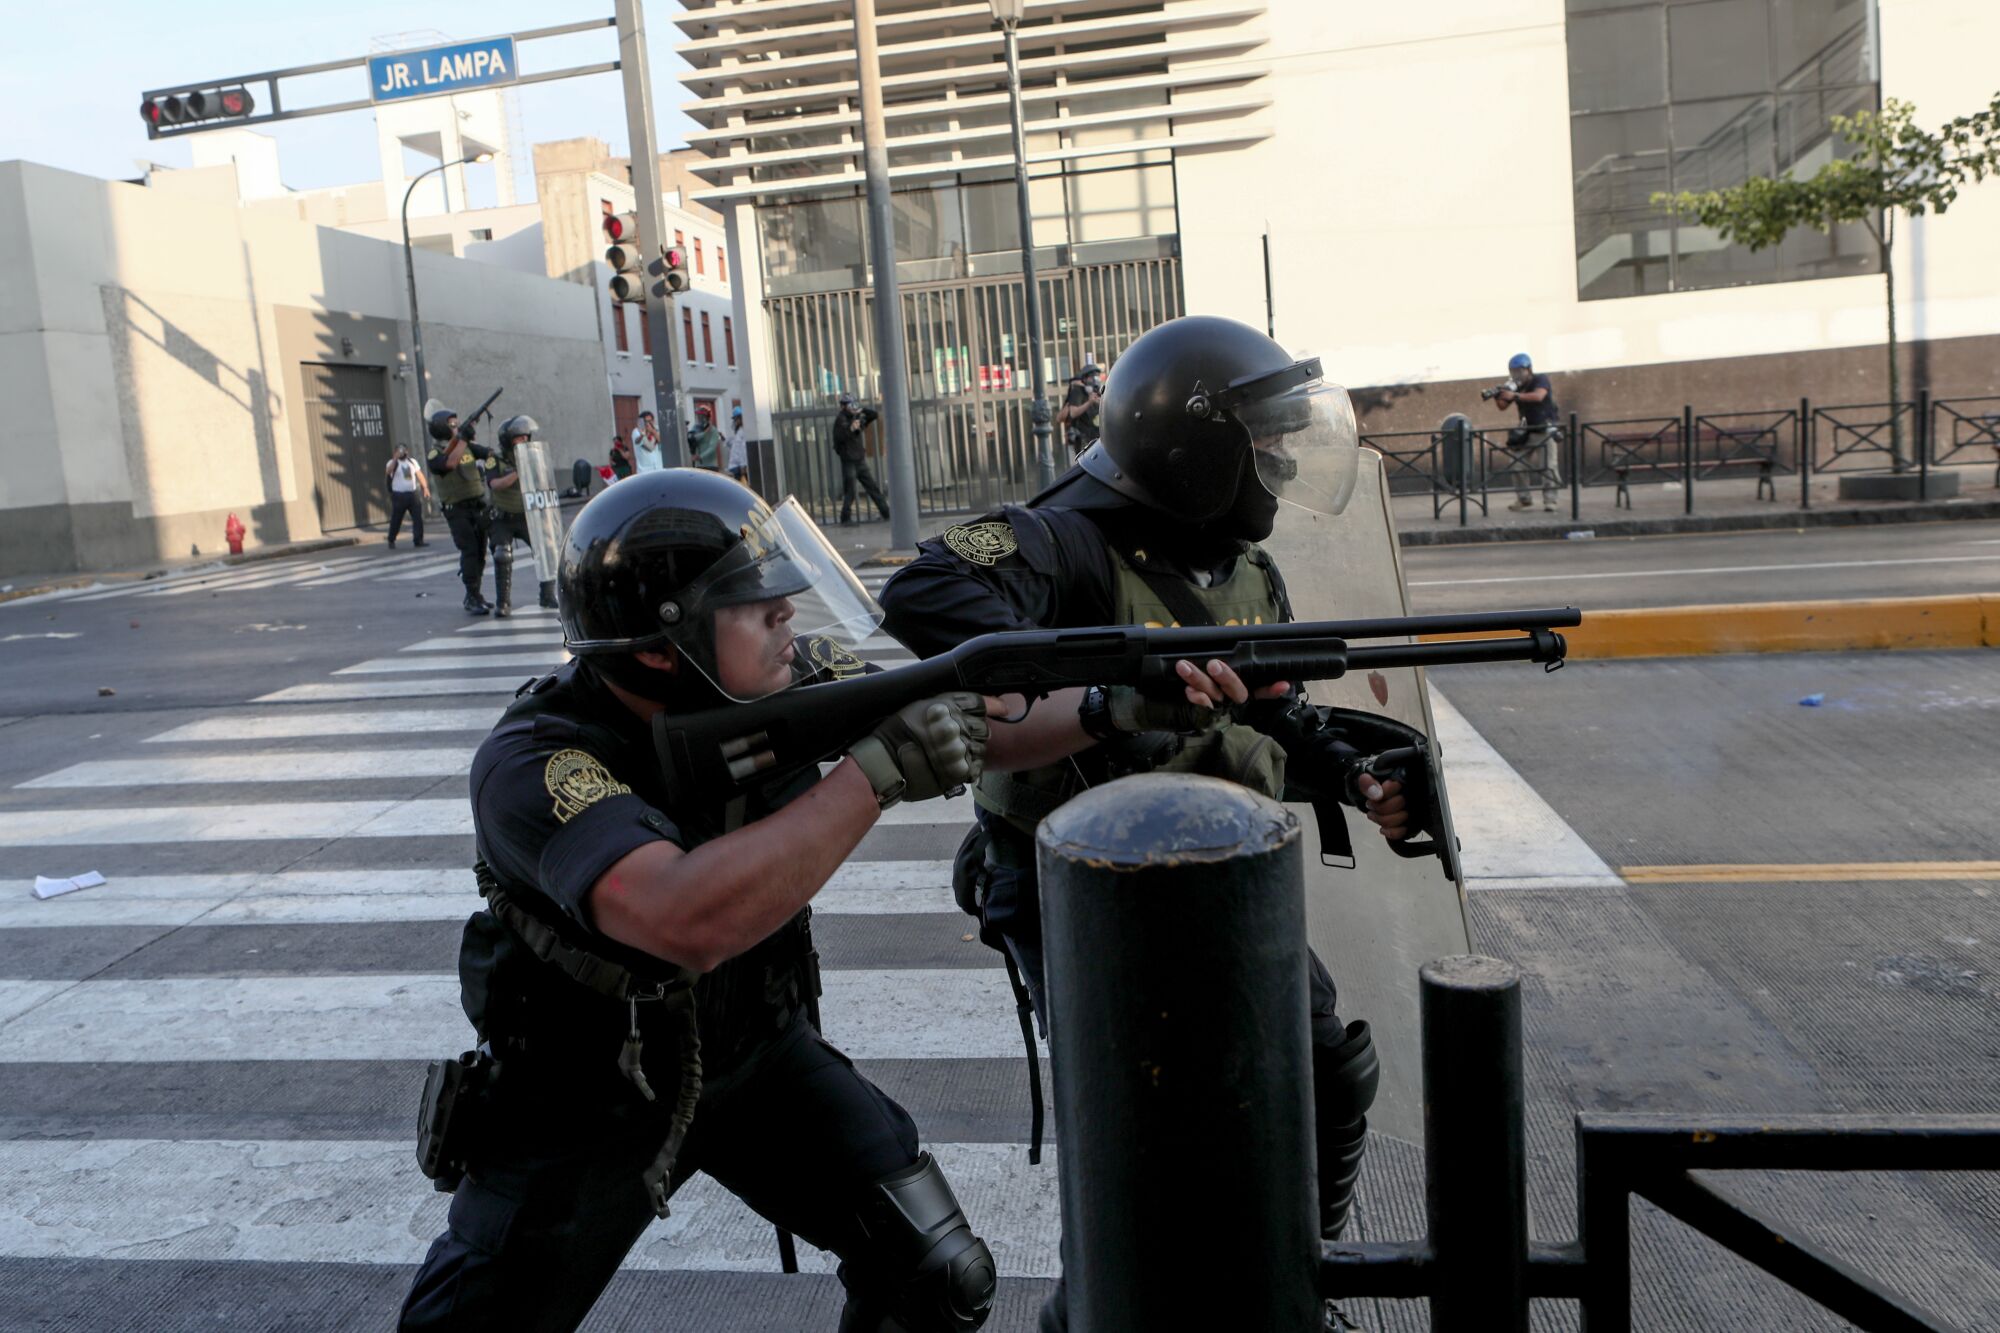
[1423,955,1530,1332]
[1039,773,1320,1333]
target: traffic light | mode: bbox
[655,244,691,296]
[141,87,256,133]
[604,212,646,302]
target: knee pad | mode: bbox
[853,1153,996,1331]
[491,541,514,569]
[1314,1019,1379,1127]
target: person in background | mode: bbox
[632,411,665,474]
[831,393,890,525]
[689,406,725,472]
[610,432,636,482]
[386,445,429,549]
[1491,352,1562,512]
[1056,363,1103,457]
[726,405,750,484]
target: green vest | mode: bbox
[429,441,490,505]
[974,541,1290,837]
[490,445,526,514]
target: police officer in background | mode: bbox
[402,470,999,1332]
[831,393,891,525]
[486,415,559,616]
[427,409,496,616]
[881,315,1420,1332]
[1055,362,1102,456]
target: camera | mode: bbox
[1479,379,1520,402]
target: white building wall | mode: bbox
[1174,0,2000,393]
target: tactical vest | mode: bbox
[429,442,489,505]
[973,540,1290,838]
[489,446,526,514]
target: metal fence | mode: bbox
[1361,391,1997,526]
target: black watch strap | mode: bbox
[1077,685,1121,742]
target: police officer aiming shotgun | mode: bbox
[402,471,1003,1333]
[426,388,504,616]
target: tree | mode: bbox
[1655,94,2000,468]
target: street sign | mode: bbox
[369,36,519,105]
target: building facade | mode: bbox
[674,0,1998,515]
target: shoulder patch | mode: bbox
[805,635,869,680]
[545,749,631,823]
[942,521,1019,567]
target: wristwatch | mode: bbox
[1077,685,1121,741]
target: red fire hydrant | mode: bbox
[225,513,246,555]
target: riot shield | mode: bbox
[1260,449,1470,1145]
[515,439,565,587]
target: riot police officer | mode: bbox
[402,470,998,1332]
[426,409,495,615]
[487,415,559,616]
[880,314,1419,1332]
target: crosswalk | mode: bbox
[0,560,1616,1329]
[30,545,469,607]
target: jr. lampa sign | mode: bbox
[369,36,520,104]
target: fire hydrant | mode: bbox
[225,513,246,556]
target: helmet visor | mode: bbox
[1239,381,1361,518]
[661,497,884,700]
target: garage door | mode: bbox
[302,364,392,532]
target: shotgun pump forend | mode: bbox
[651,607,1579,807]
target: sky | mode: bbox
[0,1,704,202]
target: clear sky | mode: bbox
[0,1,704,201]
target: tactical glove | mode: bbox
[1082,684,1234,739]
[849,692,989,809]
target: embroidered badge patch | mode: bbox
[545,749,631,823]
[942,521,1019,566]
[806,636,870,680]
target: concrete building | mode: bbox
[0,159,613,578]
[672,0,2000,517]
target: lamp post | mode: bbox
[401,151,494,411]
[991,0,1055,491]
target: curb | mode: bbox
[1423,593,2000,660]
[1398,498,2000,546]
[0,536,360,606]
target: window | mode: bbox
[469,228,493,242]
[701,311,714,363]
[719,250,729,284]
[640,308,652,357]
[683,307,696,362]
[675,229,685,248]
[724,316,736,367]
[612,301,629,353]
[695,237,705,275]
[1567,0,1879,299]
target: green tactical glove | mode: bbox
[849,692,990,809]
[1091,684,1234,739]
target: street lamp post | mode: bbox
[991,0,1056,492]
[401,151,494,411]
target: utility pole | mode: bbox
[616,0,688,465]
[854,0,920,548]
[994,2,1056,492]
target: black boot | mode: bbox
[462,588,490,616]
[492,561,512,619]
[537,580,558,611]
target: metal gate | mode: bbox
[767,256,1182,524]
[302,364,393,532]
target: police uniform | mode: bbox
[879,319,1383,1331]
[403,471,995,1333]
[484,440,534,614]
[427,423,493,612]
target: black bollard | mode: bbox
[1038,773,1319,1333]
[1423,955,1529,1331]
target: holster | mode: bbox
[415,1047,499,1193]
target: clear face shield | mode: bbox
[656,498,884,702]
[1228,362,1362,518]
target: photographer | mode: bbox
[1488,352,1562,512]
[830,393,891,525]
[1056,363,1102,456]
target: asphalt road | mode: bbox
[1404,516,2000,613]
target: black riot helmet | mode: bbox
[499,414,538,445]
[1079,315,1360,527]
[427,409,458,442]
[560,469,882,703]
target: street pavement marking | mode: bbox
[147,708,502,741]
[254,678,529,702]
[0,862,958,929]
[333,651,566,674]
[1409,553,2000,588]
[1623,861,2000,884]
[18,748,477,788]
[0,970,1037,1062]
[0,1139,1059,1276]
[401,634,559,652]
[303,556,458,587]
[140,556,388,598]
[61,555,380,602]
[0,790,971,844]
[1429,689,1625,891]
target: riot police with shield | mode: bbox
[427,408,496,616]
[402,470,998,1332]
[881,314,1432,1332]
[487,415,559,616]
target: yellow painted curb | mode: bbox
[1624,861,2000,883]
[1422,593,2000,659]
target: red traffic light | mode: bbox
[603,214,628,242]
[142,87,255,132]
[220,88,253,116]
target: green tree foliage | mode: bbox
[1655,95,2000,467]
